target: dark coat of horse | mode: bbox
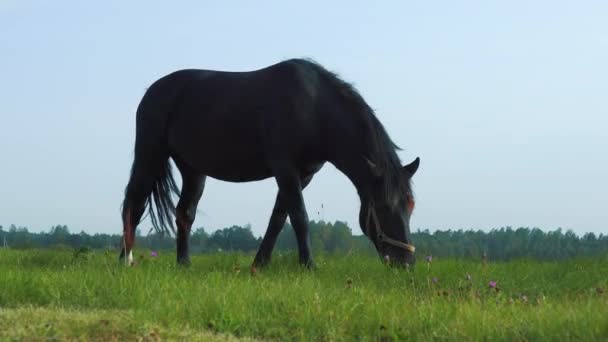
[119,58,420,268]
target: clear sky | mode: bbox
[1,1,607,236]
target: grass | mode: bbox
[0,306,251,341]
[0,248,607,341]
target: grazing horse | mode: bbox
[119,58,420,268]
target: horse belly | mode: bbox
[170,131,273,182]
[204,152,273,182]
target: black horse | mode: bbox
[119,58,420,268]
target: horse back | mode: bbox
[157,60,329,180]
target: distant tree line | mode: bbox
[1,222,607,261]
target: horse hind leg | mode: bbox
[175,164,206,266]
[119,170,155,265]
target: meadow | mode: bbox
[0,248,607,341]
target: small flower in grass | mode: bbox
[432,277,438,284]
[150,251,158,257]
[425,255,432,263]
[488,280,497,288]
[466,273,472,281]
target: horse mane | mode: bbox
[291,58,413,205]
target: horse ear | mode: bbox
[402,157,420,178]
[365,157,383,178]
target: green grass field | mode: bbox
[0,248,607,341]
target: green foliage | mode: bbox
[0,249,606,340]
[1,222,608,261]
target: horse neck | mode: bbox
[324,109,379,201]
[328,149,374,201]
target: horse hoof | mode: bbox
[252,257,270,269]
[177,258,191,267]
[119,251,134,266]
[301,259,316,270]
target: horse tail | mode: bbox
[122,71,192,236]
[133,135,179,236]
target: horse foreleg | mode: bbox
[252,194,288,268]
[253,171,317,268]
[273,169,315,268]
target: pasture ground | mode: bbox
[0,249,607,341]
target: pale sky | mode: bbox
[1,1,607,236]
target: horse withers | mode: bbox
[119,58,420,268]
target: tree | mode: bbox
[191,227,209,253]
[208,225,259,252]
[0,221,606,261]
[49,225,70,246]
